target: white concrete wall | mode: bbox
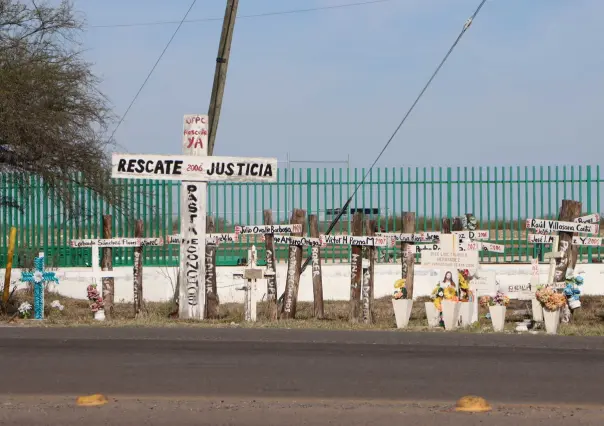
[5,263,603,303]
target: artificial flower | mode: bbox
[444,287,457,300]
[394,279,406,289]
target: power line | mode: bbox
[108,0,198,149]
[298,0,489,274]
[90,0,396,29]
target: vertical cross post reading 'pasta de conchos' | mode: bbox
[111,148,277,320]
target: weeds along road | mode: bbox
[1,327,604,425]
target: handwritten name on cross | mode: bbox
[20,253,59,320]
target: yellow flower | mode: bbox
[459,274,469,290]
[434,298,442,311]
[394,279,406,289]
[444,287,457,300]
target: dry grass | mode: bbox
[5,289,604,335]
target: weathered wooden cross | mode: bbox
[20,253,59,320]
[111,122,277,320]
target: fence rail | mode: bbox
[1,165,602,268]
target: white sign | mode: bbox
[183,114,208,155]
[375,232,440,243]
[480,241,505,253]
[575,213,600,224]
[458,240,504,253]
[70,238,163,247]
[415,243,440,253]
[471,270,497,296]
[453,230,490,240]
[235,224,302,234]
[167,234,238,245]
[111,154,278,183]
[525,218,598,234]
[528,234,555,244]
[421,251,479,269]
[320,235,396,247]
[572,236,602,246]
[273,236,323,247]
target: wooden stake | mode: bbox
[401,212,416,299]
[349,212,364,322]
[441,218,451,234]
[452,217,464,232]
[263,209,278,320]
[205,216,219,319]
[309,214,324,319]
[281,209,306,319]
[362,218,376,324]
[101,216,114,319]
[133,219,144,316]
[2,227,17,307]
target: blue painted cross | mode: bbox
[20,254,59,320]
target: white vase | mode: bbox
[543,309,560,334]
[94,309,106,321]
[531,298,543,322]
[489,305,506,332]
[392,299,414,329]
[441,300,461,331]
[458,302,473,327]
[425,302,439,327]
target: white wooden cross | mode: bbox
[70,237,162,295]
[453,230,505,254]
[111,136,277,320]
[232,245,276,322]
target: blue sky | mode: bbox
[77,0,603,168]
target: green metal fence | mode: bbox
[1,165,602,268]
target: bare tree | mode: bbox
[0,0,122,211]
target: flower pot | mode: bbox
[458,302,474,327]
[489,305,506,332]
[531,298,543,322]
[568,299,581,310]
[441,300,461,331]
[543,309,560,334]
[425,302,439,327]
[392,299,413,329]
[94,309,106,321]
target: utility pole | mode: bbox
[207,0,239,155]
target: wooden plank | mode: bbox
[263,210,278,321]
[574,213,600,224]
[309,214,324,319]
[101,215,114,319]
[362,219,376,324]
[401,212,416,299]
[133,219,144,317]
[71,238,163,247]
[235,224,302,234]
[528,234,556,244]
[281,209,306,319]
[349,212,364,323]
[111,154,278,183]
[319,235,395,247]
[205,216,219,319]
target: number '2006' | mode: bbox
[186,164,203,172]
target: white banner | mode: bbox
[528,234,555,244]
[272,236,323,247]
[526,218,598,234]
[70,238,163,248]
[421,251,479,269]
[111,154,278,183]
[167,234,238,245]
[572,236,602,246]
[375,232,440,243]
[320,235,396,247]
[574,213,600,225]
[235,224,302,234]
[452,230,490,240]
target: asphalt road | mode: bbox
[1,327,604,425]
